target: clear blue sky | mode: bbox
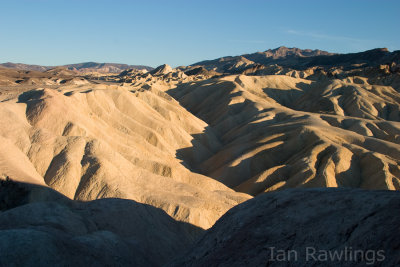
[0,0,399,67]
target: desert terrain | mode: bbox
[1,47,400,266]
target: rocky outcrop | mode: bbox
[150,64,173,76]
[0,179,202,266]
[170,188,400,267]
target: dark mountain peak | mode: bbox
[370,47,389,52]
[184,66,220,77]
[150,64,172,75]
[263,46,333,58]
[305,47,397,68]
[266,46,292,53]
[360,48,390,55]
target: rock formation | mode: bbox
[170,188,400,266]
[0,47,399,266]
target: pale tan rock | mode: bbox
[0,83,250,229]
[169,74,400,194]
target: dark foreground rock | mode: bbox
[2,180,399,266]
[169,188,400,267]
[0,180,203,267]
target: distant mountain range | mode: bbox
[192,46,400,74]
[193,46,333,71]
[2,46,399,75]
[0,62,153,74]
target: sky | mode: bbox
[0,0,399,67]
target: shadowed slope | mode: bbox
[0,179,203,266]
[170,188,400,267]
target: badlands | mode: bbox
[0,47,400,266]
